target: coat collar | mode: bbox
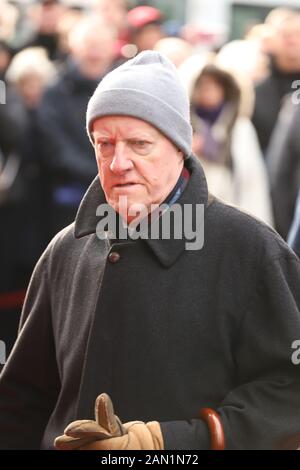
[74,155,209,267]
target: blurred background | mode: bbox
[1,0,300,367]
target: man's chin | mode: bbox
[108,198,150,223]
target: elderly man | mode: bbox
[0,51,300,450]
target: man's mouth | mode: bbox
[114,183,138,188]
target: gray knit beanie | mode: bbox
[86,50,192,158]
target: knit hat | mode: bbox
[86,50,192,158]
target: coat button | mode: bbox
[108,251,120,263]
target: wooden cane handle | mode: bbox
[200,408,225,450]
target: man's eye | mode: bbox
[96,141,114,156]
[130,140,152,153]
[99,141,113,148]
[133,140,147,147]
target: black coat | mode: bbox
[0,156,300,449]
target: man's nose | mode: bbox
[110,142,133,174]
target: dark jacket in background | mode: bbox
[0,156,300,450]
[271,105,300,239]
[0,87,29,291]
[0,88,41,361]
[38,61,99,183]
[37,60,99,238]
[252,61,300,154]
[21,32,62,62]
[0,86,27,162]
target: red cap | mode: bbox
[127,6,162,30]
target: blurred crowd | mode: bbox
[1,0,300,347]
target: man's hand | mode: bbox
[54,393,164,450]
[54,393,125,450]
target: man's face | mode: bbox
[94,0,127,31]
[92,116,184,222]
[70,28,116,79]
[193,75,225,110]
[278,16,300,60]
[134,24,164,52]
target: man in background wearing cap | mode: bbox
[0,51,300,450]
[127,5,165,52]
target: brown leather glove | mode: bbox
[55,393,164,450]
[55,393,125,450]
[72,420,163,450]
